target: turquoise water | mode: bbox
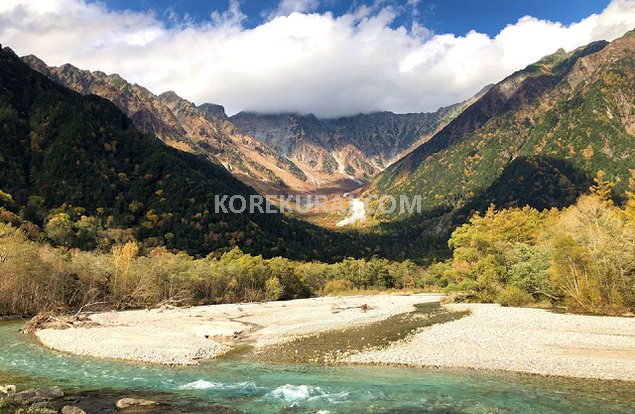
[0,321,633,413]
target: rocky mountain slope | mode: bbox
[22,55,481,194]
[370,29,635,219]
[229,90,488,183]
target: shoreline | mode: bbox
[32,295,635,381]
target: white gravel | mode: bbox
[35,294,440,365]
[347,304,635,381]
[37,325,227,365]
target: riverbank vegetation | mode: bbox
[436,171,635,315]
[1,171,634,317]
[0,224,428,316]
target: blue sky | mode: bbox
[2,0,632,117]
[98,0,611,36]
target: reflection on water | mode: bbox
[0,321,633,414]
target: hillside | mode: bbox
[0,45,343,260]
[370,30,635,220]
[21,55,311,193]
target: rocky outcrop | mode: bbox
[3,386,64,405]
[198,102,228,121]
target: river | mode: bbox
[0,321,633,413]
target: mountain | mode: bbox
[0,45,345,260]
[22,54,483,194]
[229,91,488,183]
[324,89,491,167]
[230,112,377,184]
[370,29,635,221]
[21,55,310,193]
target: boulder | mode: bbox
[61,405,87,414]
[9,386,63,404]
[9,388,36,404]
[34,386,64,400]
[115,398,158,410]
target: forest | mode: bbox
[2,170,634,317]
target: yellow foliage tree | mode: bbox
[589,170,615,204]
[625,169,635,221]
[111,241,141,308]
[549,195,635,315]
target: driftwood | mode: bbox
[331,303,372,314]
[22,311,101,334]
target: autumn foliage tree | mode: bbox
[444,171,635,314]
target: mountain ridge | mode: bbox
[20,54,314,193]
[22,54,482,193]
[229,87,490,180]
[370,30,635,224]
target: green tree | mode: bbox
[45,213,75,247]
[446,205,547,302]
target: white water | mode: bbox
[336,198,366,227]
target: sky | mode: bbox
[100,0,611,37]
[1,0,634,117]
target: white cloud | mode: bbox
[268,0,320,18]
[1,0,634,117]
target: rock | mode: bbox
[10,388,36,404]
[0,384,16,396]
[61,405,87,414]
[10,386,63,404]
[35,386,64,400]
[115,398,158,410]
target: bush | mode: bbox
[264,277,284,301]
[497,286,535,307]
[323,279,354,295]
[0,224,66,316]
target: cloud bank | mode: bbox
[1,0,635,117]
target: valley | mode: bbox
[1,2,635,412]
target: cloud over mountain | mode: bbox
[2,0,635,117]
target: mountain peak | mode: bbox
[197,102,227,120]
[1,46,19,60]
[158,90,181,102]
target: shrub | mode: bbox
[323,279,354,295]
[264,277,284,301]
[497,286,535,307]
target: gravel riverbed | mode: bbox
[347,304,635,380]
[35,294,440,365]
